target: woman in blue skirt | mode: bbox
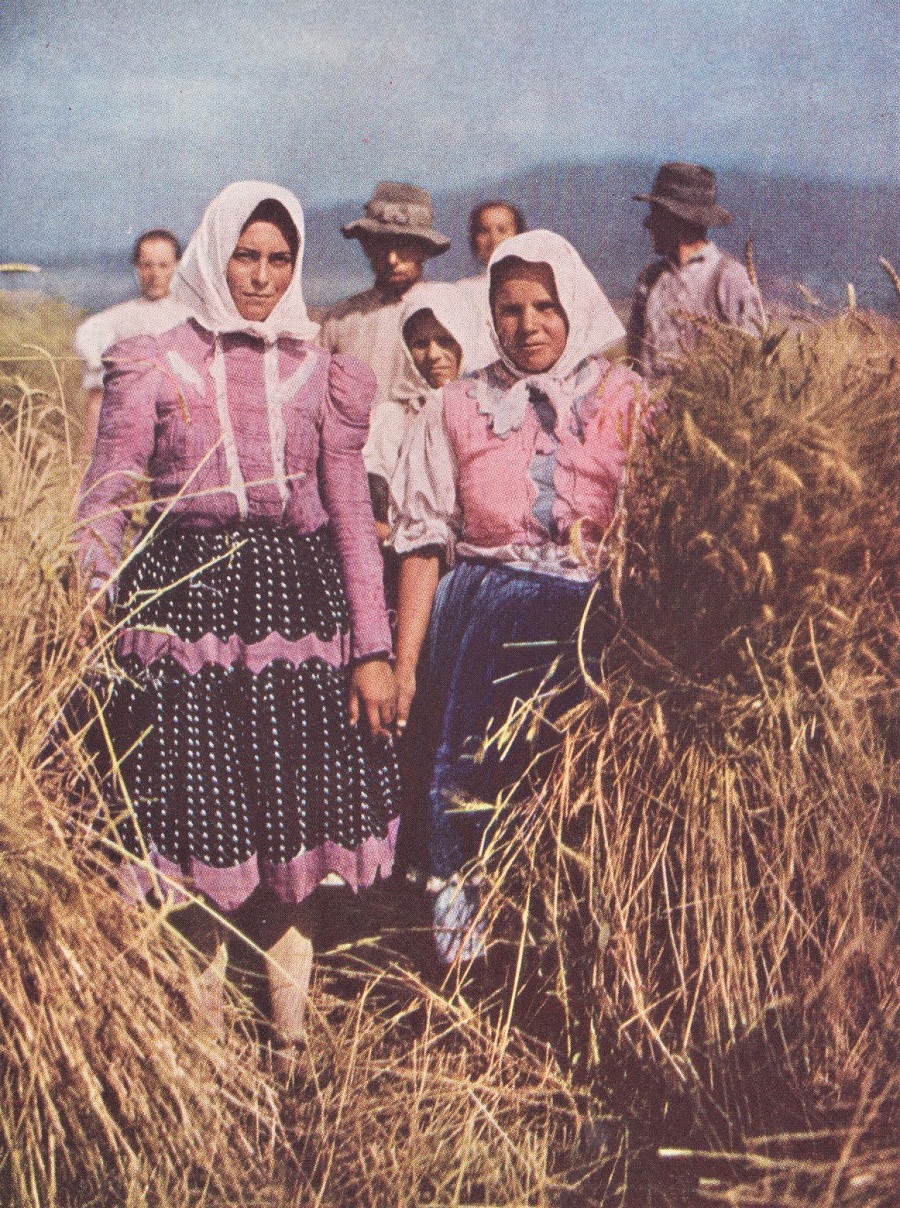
[390,230,647,962]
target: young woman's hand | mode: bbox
[348,659,397,741]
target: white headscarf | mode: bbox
[393,282,480,410]
[172,181,319,345]
[480,229,625,436]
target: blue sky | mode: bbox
[0,0,897,257]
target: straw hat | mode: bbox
[633,162,732,228]
[342,182,450,254]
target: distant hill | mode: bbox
[307,161,900,313]
[3,161,897,315]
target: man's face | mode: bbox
[135,237,178,301]
[644,205,679,258]
[361,234,428,298]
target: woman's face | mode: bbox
[134,236,178,301]
[404,310,463,388]
[471,204,519,266]
[226,220,294,321]
[492,262,568,374]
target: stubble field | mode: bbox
[0,288,896,1205]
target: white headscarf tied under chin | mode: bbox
[392,282,480,412]
[172,181,320,345]
[481,230,625,437]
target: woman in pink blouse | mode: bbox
[390,230,647,963]
[77,182,398,1053]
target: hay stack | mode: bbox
[477,314,898,1200]
[625,314,898,700]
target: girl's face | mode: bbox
[225,220,294,321]
[471,204,519,266]
[404,310,463,388]
[491,261,568,374]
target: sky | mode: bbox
[0,0,897,260]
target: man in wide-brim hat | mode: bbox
[320,182,451,532]
[319,181,451,575]
[626,162,763,380]
[321,181,450,407]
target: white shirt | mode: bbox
[320,287,414,408]
[455,273,498,371]
[627,242,763,379]
[74,295,191,390]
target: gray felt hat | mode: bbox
[633,162,732,227]
[342,181,450,254]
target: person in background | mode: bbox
[76,182,399,1062]
[319,182,451,504]
[391,230,647,964]
[627,162,763,380]
[365,282,477,545]
[456,200,526,368]
[73,228,189,457]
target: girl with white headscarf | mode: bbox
[366,282,480,500]
[365,281,479,586]
[76,182,399,1056]
[390,230,647,963]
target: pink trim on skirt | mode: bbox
[116,627,348,674]
[117,817,400,913]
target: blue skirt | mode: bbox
[405,560,613,882]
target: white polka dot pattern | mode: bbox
[93,521,400,902]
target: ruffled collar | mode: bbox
[473,356,602,441]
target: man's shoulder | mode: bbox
[710,245,751,279]
[703,245,757,300]
[633,258,670,297]
[322,288,382,326]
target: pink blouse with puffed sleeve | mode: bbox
[77,320,392,662]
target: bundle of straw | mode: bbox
[471,312,898,1200]
[624,314,898,704]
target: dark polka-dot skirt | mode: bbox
[92,521,400,912]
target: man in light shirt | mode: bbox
[627,163,763,380]
[320,182,451,525]
[74,228,189,456]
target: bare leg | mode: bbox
[196,938,229,1036]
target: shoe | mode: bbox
[432,879,486,965]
